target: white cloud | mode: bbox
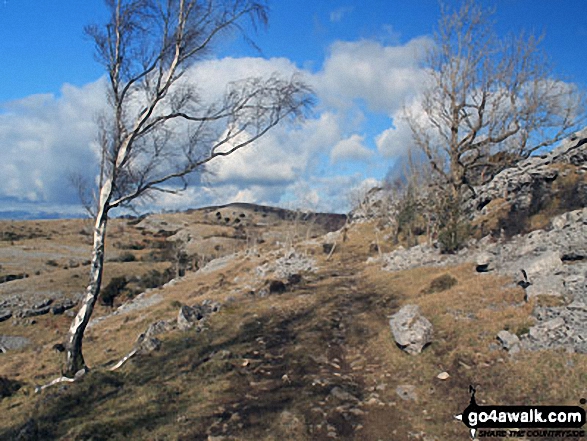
[316,37,431,114]
[330,134,372,163]
[0,35,438,217]
[185,56,303,102]
[0,79,106,204]
[206,111,341,186]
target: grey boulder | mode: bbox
[389,305,433,355]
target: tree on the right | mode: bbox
[405,0,585,251]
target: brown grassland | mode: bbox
[0,204,585,440]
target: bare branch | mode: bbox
[406,0,586,195]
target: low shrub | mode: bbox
[139,268,174,290]
[0,376,21,399]
[116,252,137,262]
[425,274,458,294]
[100,276,128,307]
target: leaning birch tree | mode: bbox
[64,0,313,377]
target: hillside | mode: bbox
[0,132,586,440]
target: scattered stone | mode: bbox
[0,310,12,323]
[143,320,173,338]
[177,305,203,331]
[528,317,565,340]
[524,251,564,279]
[201,299,222,314]
[136,337,161,354]
[496,330,521,352]
[32,299,53,310]
[524,275,566,299]
[436,371,450,380]
[256,250,317,279]
[51,299,76,315]
[466,127,587,216]
[396,385,418,402]
[329,386,359,403]
[389,305,433,355]
[0,336,31,351]
[177,301,221,331]
[18,306,51,318]
[475,252,494,272]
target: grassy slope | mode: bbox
[0,215,586,440]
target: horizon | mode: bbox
[1,0,586,220]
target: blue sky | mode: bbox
[0,0,586,218]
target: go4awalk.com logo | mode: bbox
[455,386,586,439]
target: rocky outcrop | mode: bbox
[389,305,433,355]
[177,300,221,331]
[0,310,11,323]
[466,128,587,216]
[496,330,521,354]
[349,187,389,222]
[0,335,31,352]
[478,208,587,304]
[51,299,76,315]
[378,206,587,354]
[256,249,317,280]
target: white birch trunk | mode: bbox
[64,182,111,376]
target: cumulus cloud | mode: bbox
[315,37,431,114]
[184,56,303,102]
[0,34,438,216]
[0,79,106,206]
[206,111,341,186]
[330,134,372,163]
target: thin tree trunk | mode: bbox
[64,207,109,377]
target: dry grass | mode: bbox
[0,211,586,440]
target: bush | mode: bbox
[0,376,21,399]
[436,191,470,253]
[425,274,458,294]
[116,252,137,262]
[170,300,183,309]
[100,276,128,307]
[438,222,471,254]
[139,268,174,290]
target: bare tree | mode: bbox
[406,0,585,200]
[63,0,313,376]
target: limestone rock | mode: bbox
[51,299,76,315]
[466,128,587,217]
[496,330,521,351]
[436,371,450,380]
[475,252,494,272]
[177,305,203,331]
[524,275,566,299]
[523,251,563,279]
[137,337,161,354]
[329,386,359,402]
[396,384,418,401]
[389,305,433,355]
[0,310,12,323]
[0,335,31,351]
